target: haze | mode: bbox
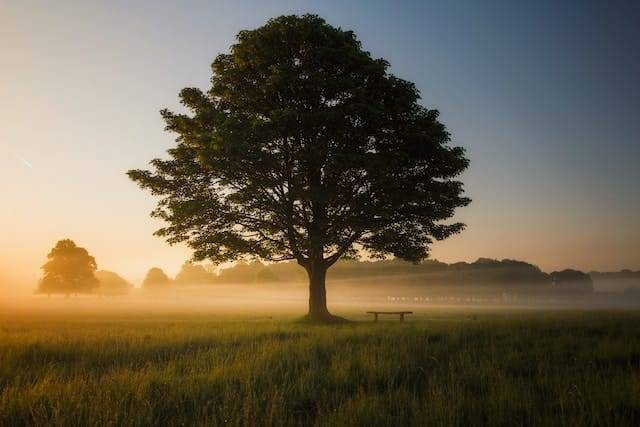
[1,0,639,292]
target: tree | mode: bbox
[128,15,470,322]
[217,262,266,283]
[550,269,593,293]
[95,270,133,295]
[142,267,171,290]
[38,239,99,296]
[256,266,279,283]
[175,262,217,285]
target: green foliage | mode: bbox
[1,312,639,425]
[38,239,99,295]
[127,14,470,269]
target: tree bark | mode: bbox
[307,262,330,320]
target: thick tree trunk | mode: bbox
[303,262,349,323]
[307,263,329,320]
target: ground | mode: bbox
[1,309,639,426]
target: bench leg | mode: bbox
[374,313,378,322]
[400,313,404,323]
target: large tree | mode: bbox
[38,239,99,296]
[128,15,470,322]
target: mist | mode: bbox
[5,266,640,322]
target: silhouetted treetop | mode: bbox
[551,269,593,293]
[128,14,470,321]
[38,239,99,295]
[142,267,171,289]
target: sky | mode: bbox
[1,0,639,288]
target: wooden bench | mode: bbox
[367,311,413,322]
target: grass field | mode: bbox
[1,310,639,426]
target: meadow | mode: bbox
[1,309,639,426]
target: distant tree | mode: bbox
[217,262,266,283]
[95,270,133,295]
[38,239,99,296]
[268,261,307,282]
[256,266,280,283]
[590,270,640,293]
[128,15,470,322]
[550,269,593,293]
[175,262,217,285]
[142,267,171,289]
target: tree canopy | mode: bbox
[128,15,470,320]
[175,262,216,285]
[550,269,593,293]
[142,267,171,289]
[38,239,99,295]
[95,270,133,295]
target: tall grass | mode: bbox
[1,311,639,426]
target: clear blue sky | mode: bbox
[1,0,639,285]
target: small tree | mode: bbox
[175,262,217,285]
[95,270,133,295]
[128,15,470,322]
[38,239,99,296]
[142,267,171,290]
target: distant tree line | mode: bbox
[144,257,607,295]
[37,239,637,296]
[589,270,640,293]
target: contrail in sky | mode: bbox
[14,153,34,169]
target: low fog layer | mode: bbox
[4,258,639,317]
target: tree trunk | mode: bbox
[307,262,330,320]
